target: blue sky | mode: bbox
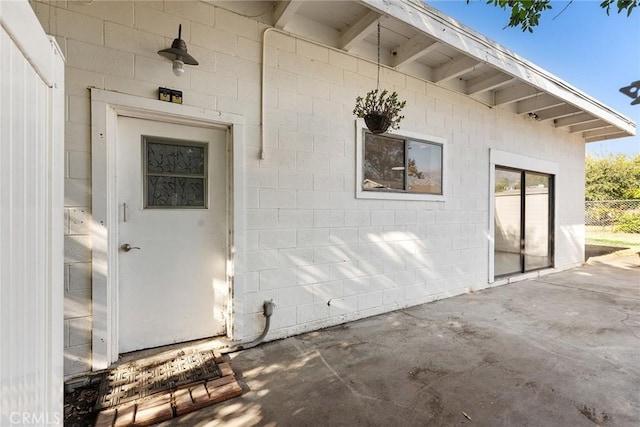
[427,0,640,157]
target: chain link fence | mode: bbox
[585,200,640,230]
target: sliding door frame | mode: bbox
[493,166,555,277]
[489,150,559,283]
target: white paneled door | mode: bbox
[117,117,228,353]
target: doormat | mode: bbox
[94,349,242,426]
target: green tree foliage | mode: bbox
[467,0,639,32]
[585,154,640,201]
[615,213,640,233]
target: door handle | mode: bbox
[120,243,141,252]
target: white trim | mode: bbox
[47,36,65,419]
[355,119,447,202]
[488,149,559,283]
[90,89,245,370]
[490,149,559,175]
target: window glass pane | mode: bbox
[407,140,442,194]
[524,172,551,270]
[363,134,405,191]
[144,138,208,208]
[147,142,205,175]
[147,176,205,207]
[494,168,522,276]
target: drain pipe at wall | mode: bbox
[259,27,277,160]
[219,300,275,354]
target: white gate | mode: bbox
[0,1,65,425]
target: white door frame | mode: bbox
[90,89,245,370]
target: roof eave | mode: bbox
[359,0,636,140]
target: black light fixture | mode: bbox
[157,24,198,77]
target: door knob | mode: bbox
[120,243,141,252]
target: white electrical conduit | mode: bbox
[259,27,493,161]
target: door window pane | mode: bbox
[494,168,522,276]
[147,177,205,207]
[525,172,552,270]
[147,142,205,175]
[144,137,208,208]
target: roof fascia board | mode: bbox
[358,0,635,136]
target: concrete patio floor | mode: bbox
[159,255,640,426]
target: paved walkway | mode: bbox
[158,255,640,426]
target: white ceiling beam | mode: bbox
[432,55,480,83]
[273,1,303,30]
[569,119,610,133]
[339,9,381,51]
[516,94,563,115]
[583,126,619,139]
[536,104,582,121]
[391,34,439,68]
[493,82,540,106]
[554,112,598,128]
[585,132,629,143]
[466,72,515,95]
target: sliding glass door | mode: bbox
[494,167,553,277]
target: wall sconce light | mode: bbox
[157,24,198,77]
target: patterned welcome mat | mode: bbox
[94,349,242,426]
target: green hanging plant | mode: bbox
[353,89,407,134]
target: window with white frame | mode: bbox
[356,123,446,201]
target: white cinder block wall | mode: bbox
[30,0,585,378]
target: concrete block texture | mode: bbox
[64,344,91,377]
[32,2,587,378]
[68,317,92,346]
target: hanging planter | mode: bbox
[353,22,407,134]
[354,89,406,134]
[364,113,390,134]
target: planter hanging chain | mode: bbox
[352,19,406,134]
[376,21,381,91]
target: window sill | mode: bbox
[356,189,445,202]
